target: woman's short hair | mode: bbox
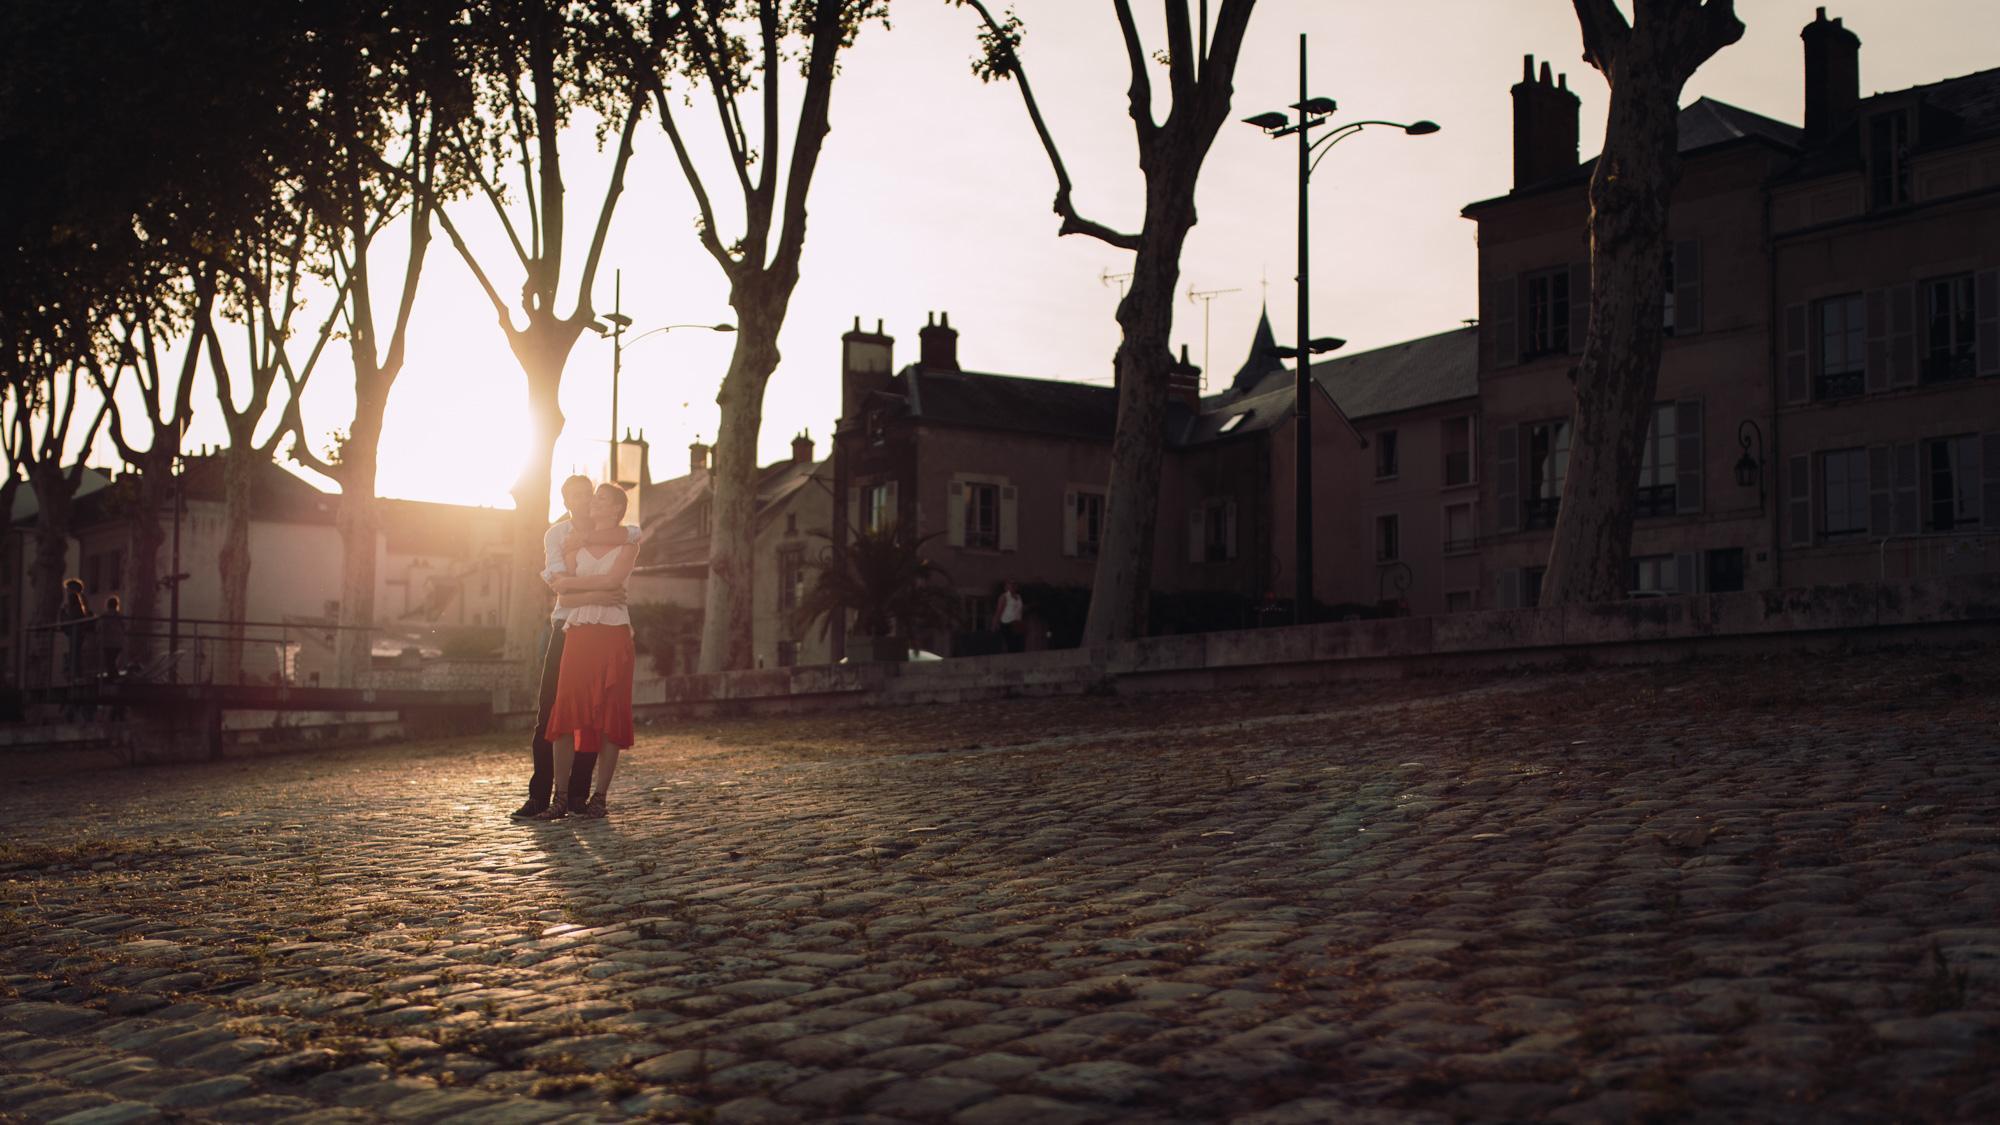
[595,482,629,519]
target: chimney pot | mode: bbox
[1802,6,1862,146]
[1512,50,1581,189]
[918,310,960,373]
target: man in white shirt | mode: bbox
[512,475,643,819]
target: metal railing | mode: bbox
[21,616,401,690]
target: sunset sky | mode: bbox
[104,0,2000,514]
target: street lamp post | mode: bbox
[1245,35,1437,624]
[590,269,735,485]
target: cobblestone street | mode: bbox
[3,647,1998,1123]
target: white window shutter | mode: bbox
[1188,507,1204,564]
[884,481,899,531]
[1888,284,1917,388]
[1977,268,1999,376]
[1674,551,1701,595]
[1675,400,1703,514]
[1868,445,1892,538]
[1061,489,1078,557]
[1892,441,1920,535]
[947,481,966,547]
[1783,303,1811,404]
[999,484,1018,552]
[1224,499,1239,560]
[1865,288,1890,394]
[1788,455,1813,547]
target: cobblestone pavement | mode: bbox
[2,647,1998,1123]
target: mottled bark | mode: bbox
[501,324,581,700]
[121,446,175,662]
[1544,0,1742,606]
[333,396,388,686]
[217,446,256,682]
[698,314,782,673]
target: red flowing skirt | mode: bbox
[542,624,634,753]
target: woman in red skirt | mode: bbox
[538,483,638,820]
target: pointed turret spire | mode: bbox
[1228,304,1284,396]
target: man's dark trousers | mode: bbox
[528,624,595,806]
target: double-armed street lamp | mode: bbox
[590,269,734,485]
[1244,35,1437,624]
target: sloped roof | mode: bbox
[1465,96,1803,213]
[1308,327,1478,421]
[378,498,511,557]
[1676,97,1802,153]
[637,456,826,568]
[908,367,1118,442]
[61,455,334,530]
[1782,64,2000,183]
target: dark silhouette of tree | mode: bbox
[952,0,1257,645]
[1,0,301,672]
[427,0,651,696]
[1542,0,1743,605]
[645,0,889,673]
[794,526,956,643]
[283,0,471,685]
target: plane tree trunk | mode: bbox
[1542,0,1743,605]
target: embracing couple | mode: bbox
[513,474,642,823]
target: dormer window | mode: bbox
[1218,413,1247,434]
[1868,110,1910,209]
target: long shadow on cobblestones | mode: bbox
[2,647,1998,1122]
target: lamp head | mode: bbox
[1308,337,1346,354]
[1295,97,1338,115]
[1404,120,1441,135]
[711,323,737,333]
[603,312,634,329]
[1243,111,1290,131]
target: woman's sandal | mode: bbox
[535,795,571,821]
[580,793,608,819]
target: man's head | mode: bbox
[560,474,595,516]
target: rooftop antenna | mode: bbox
[1186,284,1242,392]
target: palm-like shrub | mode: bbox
[794,526,958,642]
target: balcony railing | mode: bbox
[1815,369,1864,401]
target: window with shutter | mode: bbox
[1923,435,1980,530]
[1867,445,1893,538]
[1921,274,1978,384]
[946,481,965,547]
[1787,455,1814,547]
[963,482,999,548]
[1060,489,1078,557]
[1442,416,1474,487]
[1823,448,1868,538]
[1636,404,1678,517]
[1889,284,1917,388]
[1187,507,1205,564]
[1496,568,1521,610]
[1522,268,1571,358]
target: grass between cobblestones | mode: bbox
[0,644,1997,1122]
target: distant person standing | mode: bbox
[97,595,126,677]
[992,580,1025,654]
[512,475,638,821]
[57,579,93,685]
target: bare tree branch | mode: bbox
[1111,0,1159,142]
[954,0,1143,251]
[1572,0,1632,72]
[1164,0,1195,103]
[654,85,737,273]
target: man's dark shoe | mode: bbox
[510,800,548,820]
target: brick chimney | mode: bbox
[1168,345,1202,410]
[689,440,711,474]
[791,430,814,464]
[1802,7,1861,146]
[840,316,894,423]
[1511,55,1580,190]
[918,311,960,373]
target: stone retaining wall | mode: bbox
[627,574,2000,720]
